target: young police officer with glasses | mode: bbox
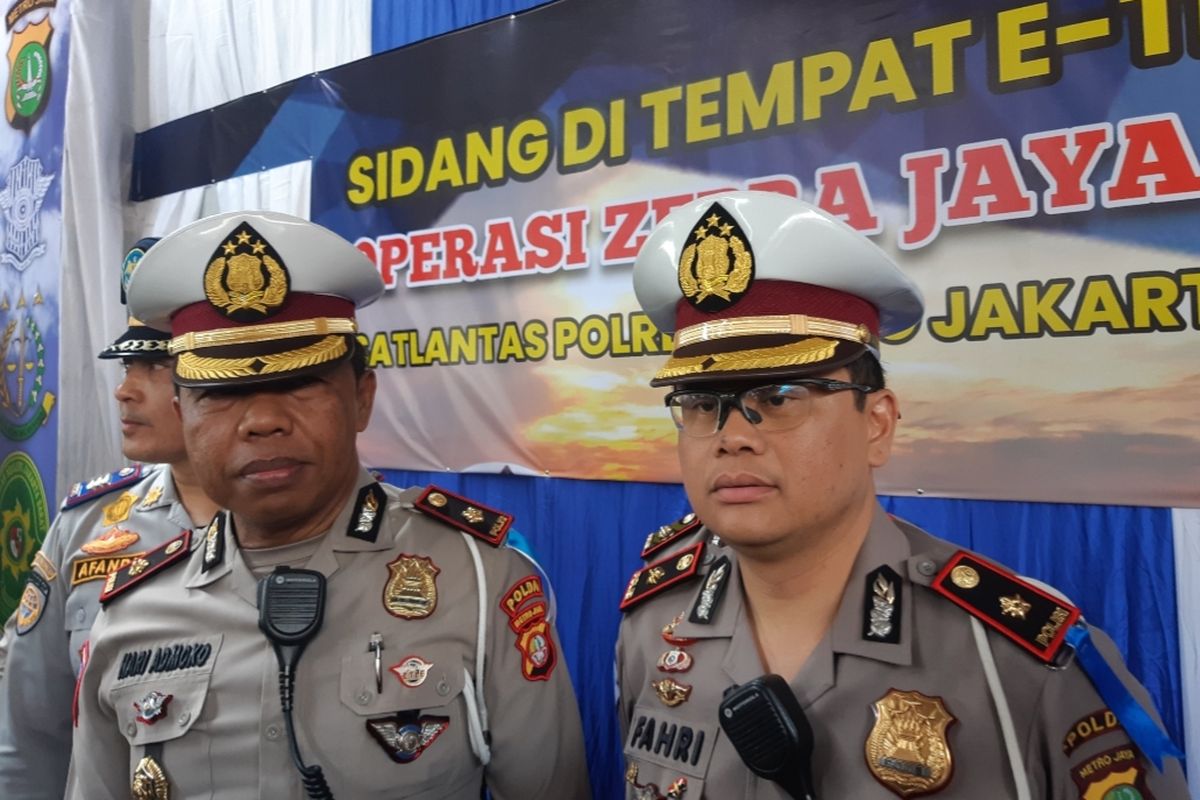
[615,191,1187,799]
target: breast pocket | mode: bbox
[107,634,221,749]
[338,642,479,795]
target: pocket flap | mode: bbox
[339,642,464,716]
[107,634,221,746]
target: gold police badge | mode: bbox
[677,202,754,313]
[131,755,169,799]
[865,689,955,797]
[383,554,440,619]
[203,222,290,322]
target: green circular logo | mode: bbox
[0,451,50,621]
[10,40,48,119]
[1103,786,1143,800]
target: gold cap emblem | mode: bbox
[203,221,290,322]
[865,689,955,797]
[383,554,440,619]
[677,202,754,313]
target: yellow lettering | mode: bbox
[346,155,375,205]
[685,77,723,143]
[727,62,796,136]
[801,51,852,120]
[849,38,917,112]
[641,86,683,150]
[913,19,974,95]
[996,3,1050,83]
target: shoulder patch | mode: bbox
[348,483,387,543]
[100,530,192,605]
[641,512,703,559]
[61,465,147,511]
[620,541,705,613]
[930,550,1080,664]
[413,485,511,547]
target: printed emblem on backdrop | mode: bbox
[204,221,291,322]
[0,155,53,271]
[0,451,49,621]
[677,202,754,313]
[865,689,955,797]
[383,554,439,619]
[0,299,55,439]
[6,12,53,129]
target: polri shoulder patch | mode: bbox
[100,530,192,605]
[620,541,705,613]
[61,464,147,511]
[931,550,1080,664]
[349,483,388,542]
[414,485,511,547]
[641,512,703,560]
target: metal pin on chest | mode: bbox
[368,632,384,694]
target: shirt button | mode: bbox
[126,722,137,736]
[356,691,371,706]
[178,711,191,725]
[265,725,280,740]
[76,609,86,624]
[917,560,937,576]
[436,680,450,697]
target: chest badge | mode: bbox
[390,655,434,688]
[657,649,693,673]
[134,690,173,724]
[865,689,955,797]
[382,554,439,619]
[81,526,141,555]
[131,755,169,799]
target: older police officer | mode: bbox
[616,191,1187,799]
[0,240,219,798]
[67,211,589,799]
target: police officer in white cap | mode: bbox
[615,191,1187,799]
[67,211,590,799]
[0,239,219,798]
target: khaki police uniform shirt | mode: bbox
[68,474,591,800]
[0,463,194,799]
[617,505,1189,799]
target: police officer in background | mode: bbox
[0,239,219,798]
[68,211,590,799]
[616,191,1188,799]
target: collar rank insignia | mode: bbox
[202,514,225,572]
[131,755,170,800]
[365,712,449,763]
[866,689,955,797]
[641,512,703,559]
[348,483,387,542]
[61,465,146,511]
[204,221,290,322]
[687,555,730,624]
[100,530,191,604]
[931,550,1080,664]
[678,201,755,314]
[863,565,903,644]
[139,485,164,509]
[134,690,173,725]
[620,542,705,613]
[383,554,439,619]
[414,485,511,547]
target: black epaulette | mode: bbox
[61,465,147,511]
[413,485,512,547]
[930,550,1081,664]
[99,530,192,605]
[620,541,705,612]
[640,512,703,560]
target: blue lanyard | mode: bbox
[1064,623,1183,772]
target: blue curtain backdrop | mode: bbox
[379,469,1182,799]
[369,4,1184,798]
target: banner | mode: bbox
[132,0,1200,507]
[0,0,64,620]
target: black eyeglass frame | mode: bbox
[663,378,878,436]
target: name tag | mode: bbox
[624,704,717,779]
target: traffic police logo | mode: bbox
[203,222,291,322]
[865,689,955,797]
[0,451,49,621]
[382,554,439,619]
[390,655,434,688]
[0,155,53,271]
[677,202,754,314]
[5,14,52,129]
[365,712,450,763]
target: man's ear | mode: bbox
[865,388,898,469]
[355,369,377,433]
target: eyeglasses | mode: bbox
[663,379,876,437]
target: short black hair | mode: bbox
[350,336,368,377]
[847,353,885,410]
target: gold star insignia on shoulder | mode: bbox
[1000,594,1031,619]
[140,485,164,508]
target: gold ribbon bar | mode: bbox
[169,317,357,354]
